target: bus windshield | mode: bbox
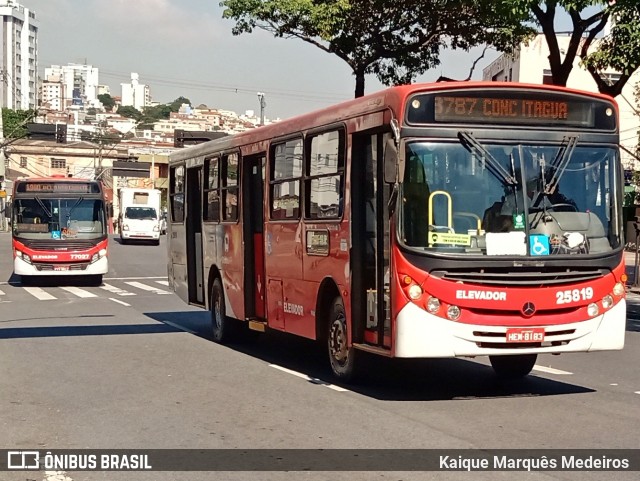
[12,198,106,240]
[399,139,620,257]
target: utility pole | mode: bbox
[257,92,266,126]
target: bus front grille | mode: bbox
[430,268,606,287]
[19,239,98,251]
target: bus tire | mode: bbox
[489,354,537,379]
[210,277,235,343]
[327,296,358,382]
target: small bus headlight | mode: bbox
[612,282,625,297]
[601,295,613,309]
[587,303,599,317]
[426,297,441,314]
[447,305,461,321]
[408,284,423,300]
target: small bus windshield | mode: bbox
[12,198,106,240]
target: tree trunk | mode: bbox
[354,71,365,98]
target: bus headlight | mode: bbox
[16,250,32,264]
[426,296,440,314]
[408,284,423,300]
[447,305,461,321]
[91,253,99,263]
[612,282,625,297]
[602,295,614,309]
[99,248,107,257]
[587,303,599,317]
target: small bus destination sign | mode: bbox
[407,90,616,130]
[16,182,100,194]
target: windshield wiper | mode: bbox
[544,135,578,195]
[458,131,518,186]
[34,196,53,219]
[66,197,84,226]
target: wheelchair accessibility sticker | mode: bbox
[529,234,550,256]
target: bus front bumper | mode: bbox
[14,256,108,276]
[393,299,626,358]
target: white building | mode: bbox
[483,34,640,169]
[0,0,39,109]
[121,73,150,111]
[43,64,102,110]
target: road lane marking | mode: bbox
[155,280,169,286]
[109,298,131,307]
[23,287,56,300]
[0,288,5,295]
[532,365,573,375]
[59,286,98,298]
[103,276,167,280]
[101,283,136,296]
[269,364,349,392]
[125,281,172,295]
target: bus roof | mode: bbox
[169,81,619,163]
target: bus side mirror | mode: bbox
[383,137,398,184]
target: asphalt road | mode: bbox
[0,232,639,481]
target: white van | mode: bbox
[118,188,161,245]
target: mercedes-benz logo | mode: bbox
[522,302,536,317]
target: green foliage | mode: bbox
[117,105,142,121]
[220,0,535,97]
[2,108,36,140]
[98,93,116,111]
[512,0,640,96]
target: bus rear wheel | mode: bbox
[210,277,235,343]
[327,297,358,382]
[489,354,537,379]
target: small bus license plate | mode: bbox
[506,328,545,343]
[53,266,69,271]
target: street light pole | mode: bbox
[257,92,266,126]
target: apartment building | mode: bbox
[0,0,39,109]
[42,63,102,110]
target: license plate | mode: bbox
[506,327,545,343]
[53,266,69,271]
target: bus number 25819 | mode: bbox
[555,287,594,305]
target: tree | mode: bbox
[98,93,116,111]
[169,96,191,112]
[116,105,142,121]
[220,0,534,97]
[515,0,640,96]
[2,108,36,141]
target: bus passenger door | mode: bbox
[186,166,205,306]
[243,154,266,319]
[351,132,391,348]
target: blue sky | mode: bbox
[26,0,502,119]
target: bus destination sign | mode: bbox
[17,182,100,194]
[407,90,616,130]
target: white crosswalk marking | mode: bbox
[101,283,136,296]
[23,287,57,300]
[0,289,5,296]
[59,286,98,298]
[125,281,172,295]
[155,280,169,286]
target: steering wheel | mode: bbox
[549,203,578,212]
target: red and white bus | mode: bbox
[11,177,110,284]
[167,81,626,381]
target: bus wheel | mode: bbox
[489,354,537,379]
[210,277,234,343]
[327,297,357,382]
